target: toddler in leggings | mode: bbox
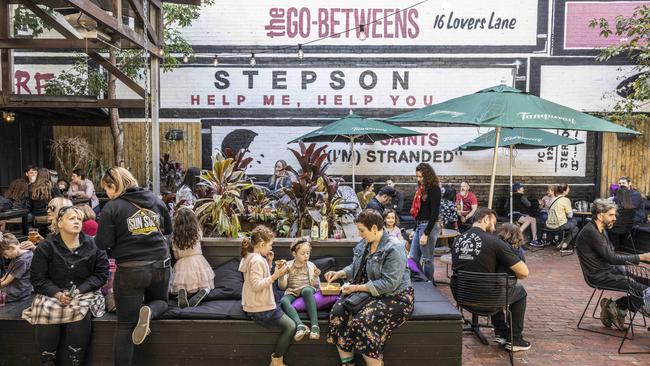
[239,226,295,366]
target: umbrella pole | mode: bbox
[488,127,501,209]
[351,137,356,191]
[509,145,513,224]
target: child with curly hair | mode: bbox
[170,207,215,308]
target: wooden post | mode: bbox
[0,0,13,97]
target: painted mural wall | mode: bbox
[11,0,647,193]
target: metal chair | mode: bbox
[576,254,646,339]
[456,270,515,365]
[619,264,650,354]
[611,208,638,253]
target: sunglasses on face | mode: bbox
[57,206,73,220]
[47,205,56,212]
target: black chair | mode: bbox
[619,264,650,354]
[455,270,515,365]
[611,208,638,253]
[576,252,645,339]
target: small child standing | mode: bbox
[384,209,407,251]
[278,238,321,342]
[497,223,526,262]
[170,207,215,308]
[239,226,294,366]
[0,233,33,303]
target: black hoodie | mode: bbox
[96,188,172,264]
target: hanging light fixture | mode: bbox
[249,52,256,66]
[183,55,189,63]
[297,44,304,60]
[212,55,219,66]
[3,111,15,123]
[359,24,367,41]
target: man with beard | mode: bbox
[575,199,650,331]
[451,207,531,351]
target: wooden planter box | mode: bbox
[202,237,358,269]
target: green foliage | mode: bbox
[589,5,650,113]
[195,152,254,238]
[43,55,107,96]
[13,1,216,93]
[13,6,52,38]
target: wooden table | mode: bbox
[438,228,461,246]
[0,208,29,235]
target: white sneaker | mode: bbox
[132,306,152,345]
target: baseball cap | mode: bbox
[512,182,525,192]
[378,186,396,197]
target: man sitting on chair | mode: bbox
[451,207,531,352]
[575,199,650,331]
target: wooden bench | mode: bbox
[0,239,463,365]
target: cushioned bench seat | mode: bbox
[0,251,462,366]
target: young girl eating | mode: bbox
[239,226,294,366]
[278,238,321,342]
[171,207,215,308]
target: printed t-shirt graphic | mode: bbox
[127,208,161,235]
[455,231,483,260]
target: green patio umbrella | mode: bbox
[387,84,640,207]
[289,112,424,188]
[455,128,584,222]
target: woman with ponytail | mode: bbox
[239,226,295,366]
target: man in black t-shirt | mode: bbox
[451,207,531,352]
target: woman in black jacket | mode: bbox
[408,163,441,282]
[95,167,172,366]
[23,205,109,366]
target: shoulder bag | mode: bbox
[343,244,373,314]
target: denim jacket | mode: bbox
[343,231,411,297]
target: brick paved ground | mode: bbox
[434,248,650,365]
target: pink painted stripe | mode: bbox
[565,1,650,49]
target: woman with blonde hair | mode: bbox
[95,167,172,366]
[47,197,73,234]
[23,205,109,366]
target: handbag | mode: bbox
[342,245,372,314]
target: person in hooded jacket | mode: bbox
[95,167,172,366]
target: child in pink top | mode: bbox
[239,226,294,366]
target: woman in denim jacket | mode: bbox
[325,209,414,366]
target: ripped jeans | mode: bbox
[35,312,92,366]
[409,223,441,282]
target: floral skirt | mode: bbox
[327,287,414,360]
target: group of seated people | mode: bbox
[0,165,100,232]
[449,198,650,354]
[1,165,419,366]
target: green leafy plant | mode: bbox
[589,5,650,114]
[245,187,275,223]
[277,143,333,237]
[195,152,253,238]
[223,147,254,172]
[44,56,107,96]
